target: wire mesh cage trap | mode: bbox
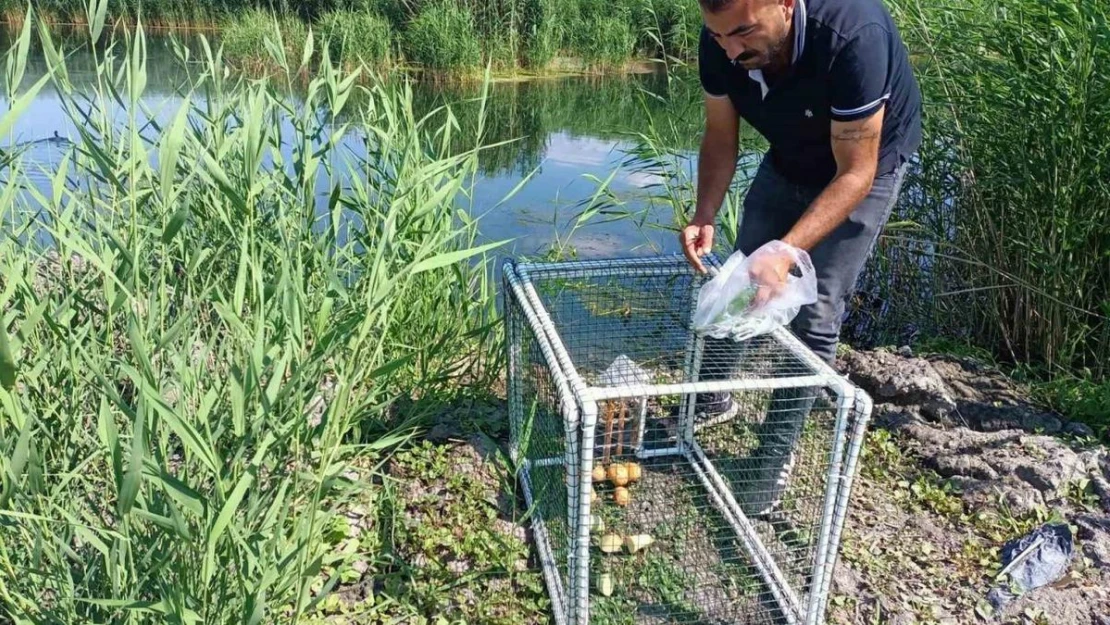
[502,254,874,625]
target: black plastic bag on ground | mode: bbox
[986,523,1074,612]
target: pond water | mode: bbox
[4,28,944,348]
[5,29,743,260]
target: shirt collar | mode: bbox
[792,0,807,64]
[746,0,807,98]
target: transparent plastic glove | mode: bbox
[691,240,818,340]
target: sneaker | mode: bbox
[694,392,740,430]
[743,448,798,520]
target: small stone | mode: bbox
[1021,412,1063,435]
[426,422,459,442]
[1064,421,1096,439]
[351,559,369,575]
[447,559,470,575]
[832,564,862,596]
[897,345,913,358]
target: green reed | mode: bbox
[881,0,1109,376]
[0,3,508,621]
[8,0,703,73]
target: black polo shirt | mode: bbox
[699,0,922,187]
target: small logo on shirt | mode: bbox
[804,109,813,118]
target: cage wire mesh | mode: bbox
[502,254,873,625]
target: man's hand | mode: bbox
[680,222,715,274]
[748,245,795,309]
[685,92,739,274]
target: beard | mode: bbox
[734,32,789,70]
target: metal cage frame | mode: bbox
[502,253,873,625]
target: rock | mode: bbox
[831,563,862,596]
[931,454,999,481]
[1014,453,1084,493]
[891,414,1090,514]
[426,422,460,442]
[1065,421,1097,439]
[840,348,957,421]
[1075,514,1110,569]
[1092,473,1110,513]
[1022,412,1063,435]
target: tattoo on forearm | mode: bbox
[833,127,880,142]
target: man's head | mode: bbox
[700,0,795,71]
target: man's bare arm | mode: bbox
[681,93,740,273]
[781,107,884,251]
[691,94,740,226]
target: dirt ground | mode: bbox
[312,347,1109,624]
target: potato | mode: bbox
[626,462,642,482]
[625,534,654,553]
[598,572,614,597]
[608,463,629,487]
[591,464,606,482]
[600,534,622,553]
[614,486,630,507]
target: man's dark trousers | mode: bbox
[700,154,911,517]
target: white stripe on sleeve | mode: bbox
[831,93,891,116]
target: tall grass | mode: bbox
[402,1,482,70]
[0,5,507,621]
[318,10,391,66]
[3,0,704,72]
[874,0,1110,376]
[574,16,636,66]
[220,8,307,67]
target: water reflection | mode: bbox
[2,28,711,258]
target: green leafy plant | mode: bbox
[0,9,509,622]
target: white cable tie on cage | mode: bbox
[521,465,571,625]
[529,456,567,469]
[685,447,802,625]
[817,389,874,618]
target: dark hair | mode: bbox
[699,0,736,12]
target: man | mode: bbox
[681,0,922,517]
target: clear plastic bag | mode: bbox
[692,240,818,340]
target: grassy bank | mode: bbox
[0,6,528,620]
[0,0,702,73]
[876,0,1109,374]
